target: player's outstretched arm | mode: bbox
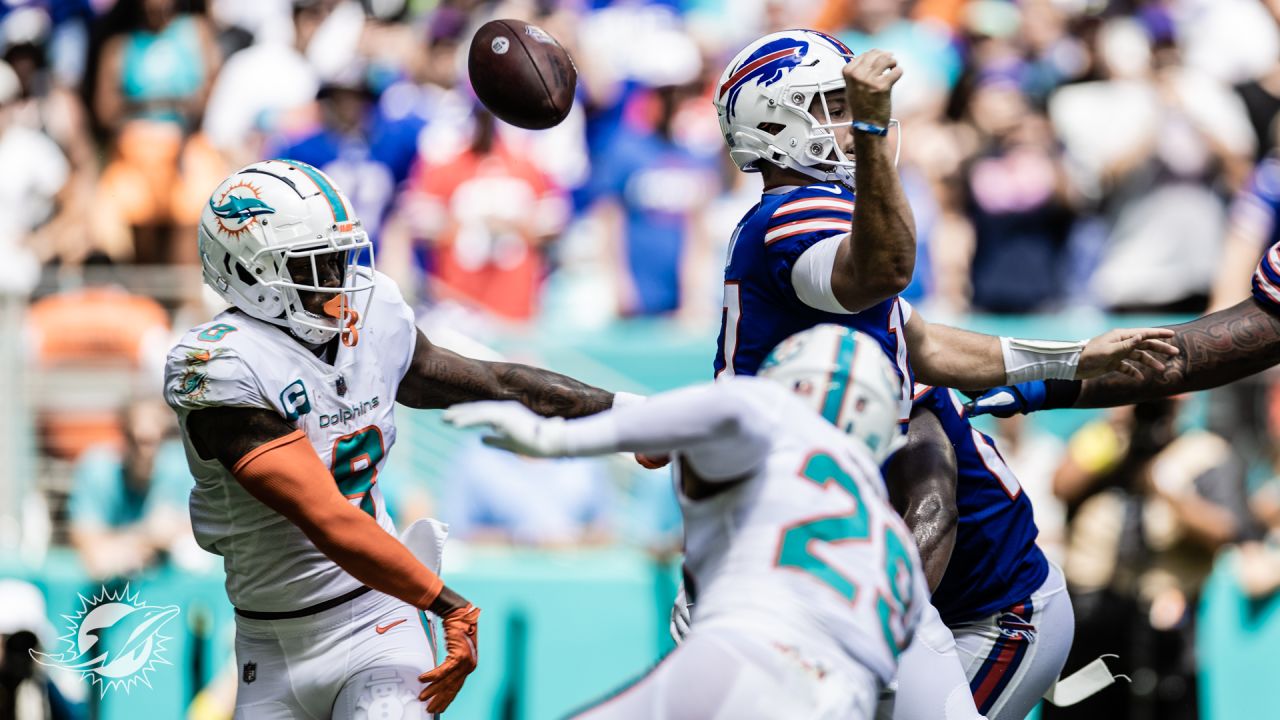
[969,298,1280,416]
[444,382,772,480]
[1077,298,1280,406]
[829,50,916,313]
[187,406,480,713]
[884,406,957,592]
[396,329,615,418]
[904,309,1178,391]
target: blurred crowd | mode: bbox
[11,0,1280,717]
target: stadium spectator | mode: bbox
[66,398,192,580]
[1236,378,1280,599]
[92,0,223,265]
[0,59,67,295]
[1233,0,1280,163]
[373,5,470,163]
[386,106,567,320]
[1050,16,1254,313]
[25,254,170,459]
[267,60,423,246]
[2,7,98,267]
[0,580,83,720]
[585,30,719,321]
[1050,399,1248,720]
[441,436,613,547]
[954,66,1075,312]
[822,0,963,120]
[200,0,325,166]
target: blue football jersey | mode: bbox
[913,385,1049,625]
[1244,157,1280,313]
[713,183,914,420]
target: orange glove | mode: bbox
[418,604,480,713]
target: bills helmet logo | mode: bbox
[719,37,810,121]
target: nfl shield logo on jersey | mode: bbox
[243,662,257,684]
[336,375,347,396]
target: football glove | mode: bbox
[419,604,480,713]
[963,381,1047,418]
[444,401,568,457]
[669,584,692,645]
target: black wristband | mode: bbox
[428,585,468,617]
[1042,379,1082,410]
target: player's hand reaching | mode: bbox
[444,401,567,457]
[842,49,902,127]
[419,604,480,713]
[1078,328,1179,380]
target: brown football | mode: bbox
[468,19,577,130]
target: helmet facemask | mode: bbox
[779,79,858,185]
[777,81,903,187]
[265,224,375,347]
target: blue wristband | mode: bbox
[851,120,889,136]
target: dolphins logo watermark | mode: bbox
[31,585,180,697]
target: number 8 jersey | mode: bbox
[163,271,417,613]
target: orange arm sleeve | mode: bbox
[232,430,444,610]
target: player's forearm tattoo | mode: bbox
[401,350,614,418]
[1076,299,1280,407]
[484,362,615,418]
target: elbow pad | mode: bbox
[791,234,854,314]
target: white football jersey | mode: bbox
[678,377,926,685]
[163,271,417,612]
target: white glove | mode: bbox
[443,401,568,457]
[669,583,692,645]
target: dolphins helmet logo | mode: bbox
[210,180,275,238]
[719,37,810,121]
[31,585,180,697]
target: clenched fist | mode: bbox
[842,49,903,127]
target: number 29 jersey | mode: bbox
[713,182,913,421]
[680,377,927,684]
[162,271,417,613]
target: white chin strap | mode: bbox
[288,316,339,345]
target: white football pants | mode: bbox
[950,564,1073,720]
[231,519,448,720]
[881,601,987,720]
[232,588,437,719]
[573,625,880,720]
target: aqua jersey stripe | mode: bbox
[821,333,857,425]
[278,159,348,222]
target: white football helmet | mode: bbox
[198,159,375,345]
[715,30,859,185]
[760,324,906,465]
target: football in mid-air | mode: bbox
[468,19,577,130]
